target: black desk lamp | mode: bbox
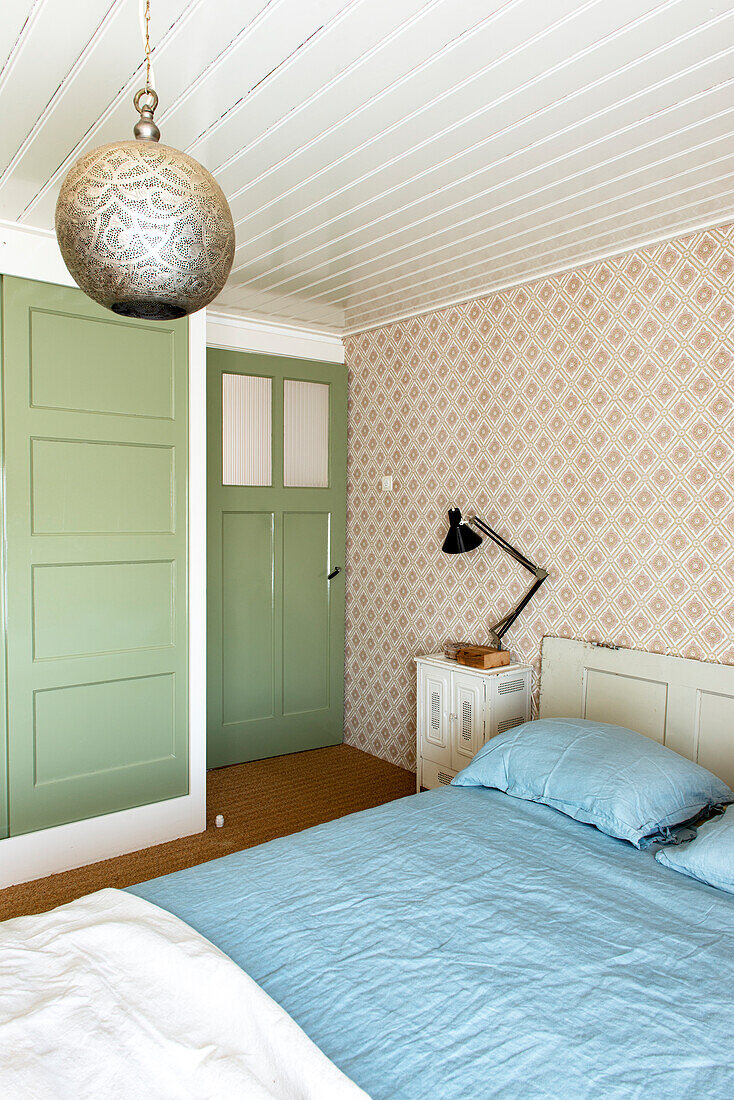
[442,508,548,650]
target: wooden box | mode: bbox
[456,646,512,670]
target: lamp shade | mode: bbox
[55,89,235,320]
[441,508,483,554]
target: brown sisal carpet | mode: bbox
[0,744,415,923]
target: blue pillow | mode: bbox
[655,806,734,893]
[452,718,733,848]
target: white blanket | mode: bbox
[0,889,369,1100]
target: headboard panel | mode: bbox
[539,637,734,788]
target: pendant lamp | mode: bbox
[55,1,235,320]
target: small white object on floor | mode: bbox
[215,814,225,828]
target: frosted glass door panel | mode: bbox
[284,379,329,487]
[222,373,271,486]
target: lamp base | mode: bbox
[456,646,511,670]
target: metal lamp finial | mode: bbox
[132,87,160,142]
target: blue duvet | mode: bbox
[130,786,734,1099]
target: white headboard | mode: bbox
[539,637,734,789]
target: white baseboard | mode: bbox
[0,794,205,890]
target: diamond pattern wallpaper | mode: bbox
[343,222,734,772]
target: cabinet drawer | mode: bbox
[420,759,457,790]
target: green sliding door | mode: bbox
[1,276,189,836]
[207,349,346,767]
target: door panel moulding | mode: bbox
[0,222,206,889]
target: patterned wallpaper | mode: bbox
[343,222,734,772]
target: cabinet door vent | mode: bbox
[498,677,524,695]
[461,699,473,742]
[437,770,454,786]
[430,690,441,731]
[497,715,525,735]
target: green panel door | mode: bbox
[207,349,346,766]
[1,276,189,836]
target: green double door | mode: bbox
[0,276,189,838]
[207,349,347,767]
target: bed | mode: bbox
[128,640,734,1098]
[4,639,734,1098]
[130,781,734,1099]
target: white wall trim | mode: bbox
[0,219,73,289]
[0,221,207,889]
[207,309,345,364]
[0,223,345,365]
[185,306,208,838]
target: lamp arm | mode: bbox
[488,569,549,649]
[463,513,548,650]
[466,514,538,575]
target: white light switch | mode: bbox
[381,475,393,491]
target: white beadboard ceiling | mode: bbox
[2,0,734,334]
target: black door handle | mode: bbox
[327,566,341,580]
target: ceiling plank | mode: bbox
[230,16,734,296]
[337,155,734,317]
[0,0,119,181]
[228,0,730,278]
[12,0,271,225]
[225,0,600,229]
[3,0,734,332]
[348,191,734,329]
[0,0,38,76]
[251,80,734,305]
[208,0,504,194]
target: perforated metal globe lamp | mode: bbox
[55,88,235,320]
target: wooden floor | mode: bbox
[0,744,415,922]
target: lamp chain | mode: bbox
[144,0,152,93]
